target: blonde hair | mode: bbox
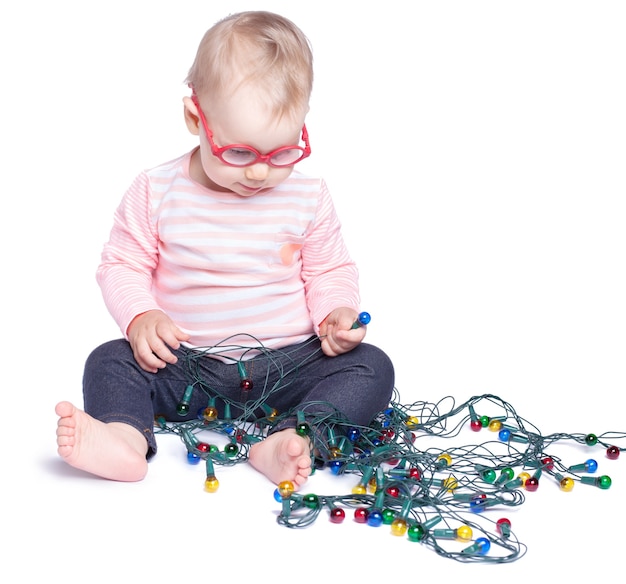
[186,11,313,121]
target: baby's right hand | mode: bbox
[127,310,190,373]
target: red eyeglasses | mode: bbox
[191,94,311,168]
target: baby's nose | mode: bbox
[245,163,270,181]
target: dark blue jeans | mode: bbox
[83,336,395,458]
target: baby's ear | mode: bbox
[182,96,200,135]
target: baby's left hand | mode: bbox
[319,307,366,357]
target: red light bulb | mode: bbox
[470,419,482,432]
[496,517,511,538]
[607,446,620,460]
[386,486,400,498]
[468,404,481,431]
[354,508,369,523]
[237,361,252,390]
[330,507,345,524]
[525,476,539,492]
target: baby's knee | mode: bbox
[362,343,395,387]
[84,339,134,375]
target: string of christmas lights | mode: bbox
[155,337,624,563]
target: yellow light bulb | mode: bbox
[352,484,367,495]
[488,419,502,432]
[406,416,420,429]
[204,476,219,493]
[329,446,342,459]
[437,453,452,467]
[202,407,218,421]
[443,475,459,492]
[390,518,408,536]
[277,480,295,498]
[456,525,473,542]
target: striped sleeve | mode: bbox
[96,172,161,337]
[302,180,360,330]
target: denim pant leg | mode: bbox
[83,338,294,457]
[245,339,395,440]
[82,339,228,458]
[83,337,395,460]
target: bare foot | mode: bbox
[55,401,149,482]
[248,428,312,488]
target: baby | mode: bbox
[56,10,394,488]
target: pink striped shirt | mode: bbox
[96,149,360,360]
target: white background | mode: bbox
[1,0,625,580]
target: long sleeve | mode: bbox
[301,180,360,330]
[96,172,161,337]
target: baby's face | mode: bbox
[189,87,308,197]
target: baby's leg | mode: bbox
[248,428,312,487]
[55,401,149,482]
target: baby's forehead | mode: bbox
[217,99,304,136]
[204,80,308,126]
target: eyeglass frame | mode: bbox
[190,92,311,168]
